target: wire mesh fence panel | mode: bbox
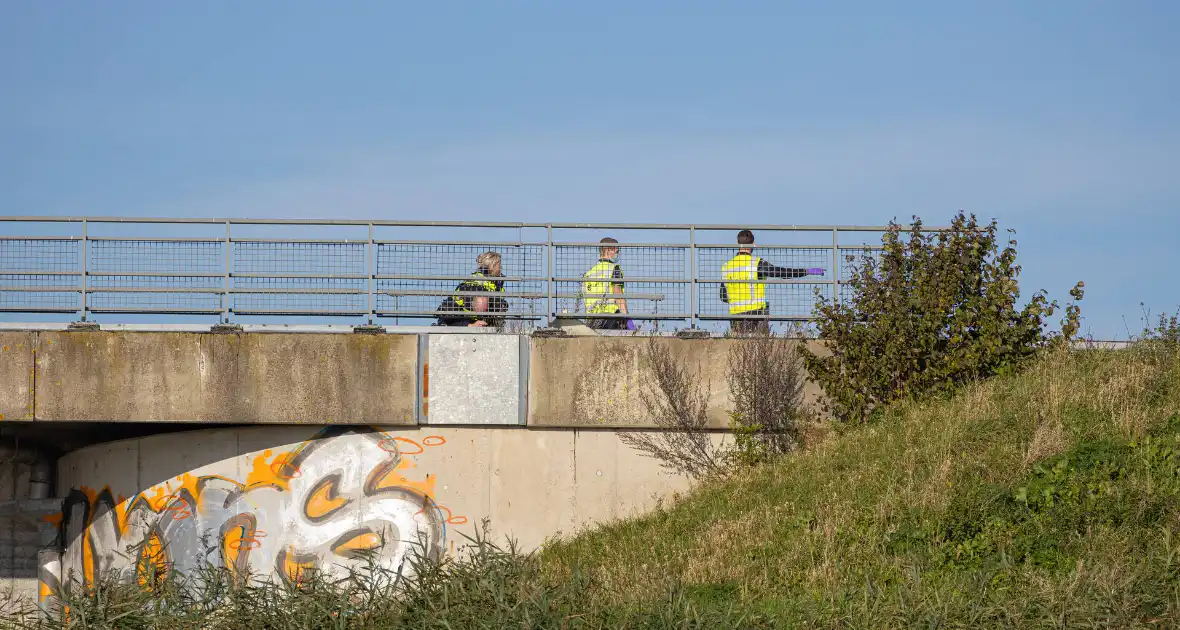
[233,240,365,276]
[696,280,832,320]
[85,240,224,313]
[88,291,223,314]
[231,240,367,315]
[0,239,81,312]
[552,244,688,318]
[0,239,80,272]
[837,246,882,303]
[0,275,79,312]
[694,246,832,320]
[89,239,223,274]
[375,243,546,319]
[231,290,367,316]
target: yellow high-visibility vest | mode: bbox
[722,253,766,314]
[582,260,621,314]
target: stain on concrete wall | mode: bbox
[41,426,462,610]
[0,332,36,422]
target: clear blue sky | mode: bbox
[2,1,1177,338]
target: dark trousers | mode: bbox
[588,316,629,330]
[729,307,770,335]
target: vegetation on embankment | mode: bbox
[541,341,1180,626]
[8,343,1178,628]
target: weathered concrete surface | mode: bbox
[425,334,521,425]
[527,336,829,428]
[34,332,417,424]
[0,332,36,422]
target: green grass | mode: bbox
[7,342,1179,628]
[541,341,1180,626]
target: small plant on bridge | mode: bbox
[800,210,1085,423]
[724,329,809,466]
[620,333,810,478]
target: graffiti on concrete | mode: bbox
[41,426,464,608]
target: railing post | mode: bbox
[832,228,839,305]
[367,223,375,325]
[689,225,697,329]
[223,220,231,323]
[79,219,88,321]
[546,224,554,325]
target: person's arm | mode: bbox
[720,284,729,303]
[757,259,814,279]
[611,265,628,314]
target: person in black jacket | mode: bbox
[436,251,508,327]
[721,230,824,334]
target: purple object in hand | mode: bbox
[807,267,826,276]
[626,320,637,331]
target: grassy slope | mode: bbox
[542,344,1180,627]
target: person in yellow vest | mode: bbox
[722,229,825,334]
[436,251,507,327]
[581,237,632,330]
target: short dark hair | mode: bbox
[600,237,618,245]
[737,230,754,245]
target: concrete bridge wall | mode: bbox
[0,327,826,611]
[0,329,828,427]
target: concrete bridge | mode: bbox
[0,323,825,611]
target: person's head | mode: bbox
[477,251,502,276]
[599,237,619,260]
[737,229,755,253]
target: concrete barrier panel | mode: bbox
[425,334,521,425]
[34,332,417,424]
[528,336,829,428]
[0,332,36,421]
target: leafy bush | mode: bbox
[800,210,1084,423]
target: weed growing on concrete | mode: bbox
[619,337,724,480]
[725,329,809,464]
[620,332,811,480]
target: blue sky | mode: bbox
[2,1,1177,337]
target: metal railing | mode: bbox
[0,217,907,328]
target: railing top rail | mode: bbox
[0,215,946,232]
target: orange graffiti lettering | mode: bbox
[422,435,446,447]
[305,479,349,520]
[269,455,301,480]
[418,504,468,526]
[379,436,424,455]
[332,531,382,556]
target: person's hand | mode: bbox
[807,268,826,276]
[468,320,487,327]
